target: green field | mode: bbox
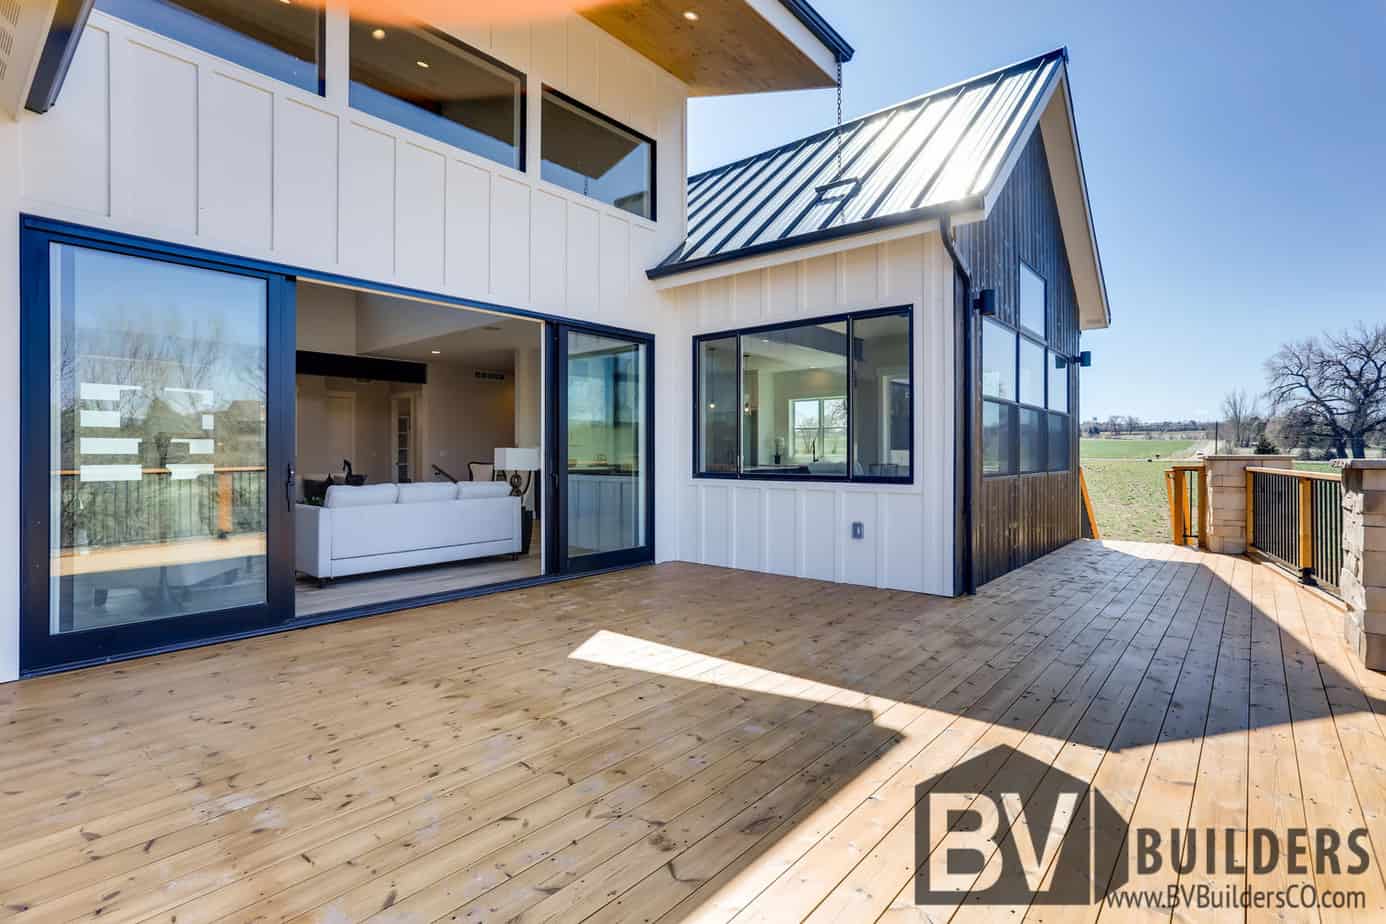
[1081,459,1172,543]
[1081,439,1197,461]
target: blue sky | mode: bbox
[687,0,1385,422]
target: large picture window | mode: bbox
[97,0,323,94]
[694,308,912,483]
[542,89,655,220]
[981,274,1071,476]
[349,17,524,170]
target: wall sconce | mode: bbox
[1080,351,1093,368]
[974,289,997,316]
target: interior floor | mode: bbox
[294,529,542,618]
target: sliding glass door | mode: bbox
[20,228,296,672]
[551,324,654,574]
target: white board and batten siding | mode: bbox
[0,8,691,682]
[666,235,957,597]
[15,8,688,334]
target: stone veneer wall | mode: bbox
[1342,460,1386,670]
[1203,455,1296,555]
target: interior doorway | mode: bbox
[292,280,545,617]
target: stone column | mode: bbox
[1202,455,1295,555]
[1341,460,1386,671]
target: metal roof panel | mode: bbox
[657,49,1070,276]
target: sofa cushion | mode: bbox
[324,484,398,509]
[458,482,513,499]
[397,482,458,504]
[329,497,516,560]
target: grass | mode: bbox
[1079,452,1340,543]
[1081,438,1197,461]
[1081,459,1173,543]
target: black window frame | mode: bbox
[982,263,1073,478]
[96,0,326,95]
[540,86,658,222]
[347,19,528,172]
[1018,259,1048,340]
[692,306,913,486]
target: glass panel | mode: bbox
[1019,262,1046,337]
[697,337,739,474]
[97,0,320,93]
[542,91,653,219]
[1048,413,1071,472]
[741,321,849,477]
[1019,407,1045,473]
[981,320,1016,400]
[567,332,646,558]
[1048,351,1069,412]
[983,400,1013,475]
[349,17,522,169]
[851,313,911,479]
[1019,337,1046,407]
[49,244,268,634]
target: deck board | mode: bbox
[1,541,1383,922]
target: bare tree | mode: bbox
[1221,388,1257,448]
[1266,323,1386,459]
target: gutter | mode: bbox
[940,215,977,596]
[777,0,855,62]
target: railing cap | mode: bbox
[1200,454,1296,463]
[1335,459,1386,471]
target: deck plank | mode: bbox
[0,543,1381,922]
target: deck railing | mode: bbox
[1164,463,1207,549]
[1246,467,1343,592]
[56,467,267,550]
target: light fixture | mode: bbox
[431,350,442,355]
[683,10,700,21]
[416,60,430,69]
[371,28,386,40]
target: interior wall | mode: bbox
[295,375,416,483]
[423,364,516,480]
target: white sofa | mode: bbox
[295,482,521,582]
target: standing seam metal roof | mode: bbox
[652,48,1069,279]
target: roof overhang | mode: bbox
[0,0,72,120]
[1029,70,1110,331]
[581,0,851,96]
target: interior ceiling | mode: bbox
[580,0,834,95]
[371,319,541,370]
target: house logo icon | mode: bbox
[914,746,1129,906]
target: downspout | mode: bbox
[940,215,977,595]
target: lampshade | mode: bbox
[494,447,540,471]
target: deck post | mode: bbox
[1340,460,1386,671]
[1297,476,1314,582]
[1171,468,1187,546]
[1202,455,1294,555]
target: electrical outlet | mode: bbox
[851,522,865,540]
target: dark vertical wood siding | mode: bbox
[956,132,1083,587]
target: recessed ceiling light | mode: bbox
[371,28,386,40]
[683,10,700,21]
[431,350,442,355]
[482,325,503,331]
[416,60,430,69]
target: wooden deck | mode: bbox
[2,540,1386,922]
